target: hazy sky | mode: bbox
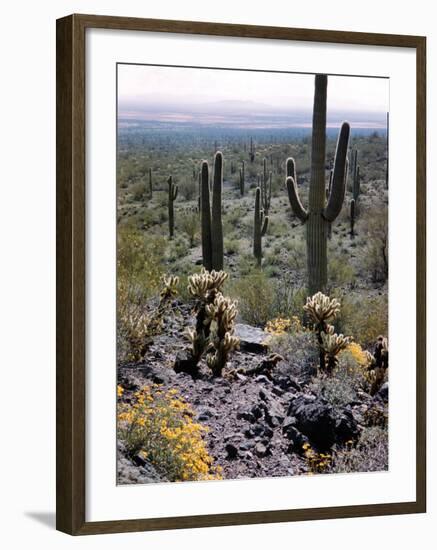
[118,63,389,114]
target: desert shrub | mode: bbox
[303,443,332,474]
[117,385,222,481]
[269,282,307,322]
[327,254,355,288]
[335,293,388,347]
[364,403,388,428]
[284,238,306,272]
[308,344,369,409]
[329,427,388,473]
[117,275,179,363]
[131,181,147,201]
[179,178,197,201]
[265,316,302,336]
[269,330,319,382]
[167,235,190,262]
[231,270,275,326]
[362,204,388,283]
[223,206,245,232]
[224,238,240,256]
[117,226,166,303]
[179,210,199,247]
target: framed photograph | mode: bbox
[56,14,426,535]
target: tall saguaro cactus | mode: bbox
[249,137,255,162]
[350,148,360,200]
[350,198,356,238]
[239,160,245,196]
[261,158,272,215]
[167,175,178,239]
[253,187,269,266]
[200,152,224,271]
[149,168,153,197]
[286,74,350,294]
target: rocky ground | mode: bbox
[117,300,388,484]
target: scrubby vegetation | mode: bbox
[116,73,389,484]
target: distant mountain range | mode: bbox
[118,99,387,130]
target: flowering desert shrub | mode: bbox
[117,384,222,482]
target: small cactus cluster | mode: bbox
[303,291,341,327]
[200,152,224,271]
[167,175,178,239]
[205,294,239,376]
[159,274,179,301]
[253,187,269,266]
[304,292,351,374]
[364,336,389,395]
[184,269,239,376]
[286,74,350,294]
[239,160,245,196]
[319,325,352,372]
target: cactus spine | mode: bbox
[253,187,269,266]
[167,175,178,239]
[286,74,350,295]
[239,160,245,196]
[200,152,224,271]
[261,158,272,215]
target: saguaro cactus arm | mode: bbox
[286,157,297,181]
[323,121,350,222]
[286,176,308,222]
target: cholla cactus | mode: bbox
[159,275,179,301]
[374,335,389,369]
[320,325,352,372]
[303,292,341,327]
[186,269,227,364]
[303,292,347,374]
[188,268,228,300]
[205,294,239,376]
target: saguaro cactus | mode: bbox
[253,187,269,266]
[286,74,350,294]
[261,158,272,215]
[239,160,245,196]
[350,148,360,200]
[350,198,356,238]
[200,152,224,271]
[211,152,224,271]
[149,168,153,197]
[167,175,178,239]
[249,137,255,162]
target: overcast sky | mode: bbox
[118,63,389,115]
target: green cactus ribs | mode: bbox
[253,187,269,267]
[200,152,224,271]
[285,74,350,295]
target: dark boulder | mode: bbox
[288,395,359,450]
